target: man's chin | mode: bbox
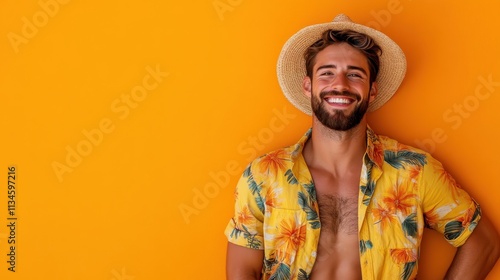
[312,99,369,131]
[323,111,353,123]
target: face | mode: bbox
[303,43,377,131]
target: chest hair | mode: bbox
[318,194,358,235]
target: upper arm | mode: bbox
[226,242,264,280]
[225,163,266,279]
[445,213,500,279]
[420,156,481,246]
[458,213,500,260]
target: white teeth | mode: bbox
[326,97,351,104]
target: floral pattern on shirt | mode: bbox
[225,127,481,280]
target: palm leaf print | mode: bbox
[360,159,376,205]
[359,239,373,254]
[243,164,265,212]
[361,180,375,206]
[269,263,291,280]
[255,195,265,213]
[264,257,278,273]
[243,164,252,177]
[469,205,481,231]
[444,221,464,240]
[242,165,262,195]
[229,220,244,239]
[298,192,320,229]
[298,192,308,209]
[402,261,416,280]
[246,175,260,195]
[303,182,317,202]
[285,169,298,185]
[384,151,427,169]
[364,155,374,174]
[229,223,261,249]
[241,224,262,249]
[297,269,309,280]
[402,213,418,238]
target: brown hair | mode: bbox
[304,29,382,84]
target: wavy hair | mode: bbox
[304,29,382,84]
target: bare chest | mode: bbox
[311,169,360,234]
[317,192,358,235]
[309,169,362,279]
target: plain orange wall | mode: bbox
[0,0,499,279]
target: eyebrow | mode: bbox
[316,64,368,75]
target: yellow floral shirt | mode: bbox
[225,127,481,280]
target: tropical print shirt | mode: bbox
[224,127,481,280]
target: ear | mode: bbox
[369,82,378,103]
[302,77,312,98]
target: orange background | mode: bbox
[0,0,499,279]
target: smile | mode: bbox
[324,97,354,105]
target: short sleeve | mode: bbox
[420,156,481,247]
[224,163,265,250]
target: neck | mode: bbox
[303,117,368,175]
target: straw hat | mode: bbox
[277,14,407,114]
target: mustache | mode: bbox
[319,90,360,101]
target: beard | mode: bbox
[311,89,370,131]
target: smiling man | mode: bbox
[225,14,499,280]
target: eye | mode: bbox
[320,71,334,76]
[347,73,362,78]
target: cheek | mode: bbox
[312,79,331,92]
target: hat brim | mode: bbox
[277,15,407,115]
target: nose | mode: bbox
[330,74,350,92]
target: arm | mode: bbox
[445,214,500,280]
[419,157,500,279]
[226,242,264,280]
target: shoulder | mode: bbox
[376,133,426,154]
[372,132,444,170]
[375,132,460,190]
[245,142,299,178]
[245,129,307,174]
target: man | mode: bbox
[224,14,500,279]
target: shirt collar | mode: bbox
[365,125,385,168]
[290,126,385,168]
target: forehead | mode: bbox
[313,43,369,71]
